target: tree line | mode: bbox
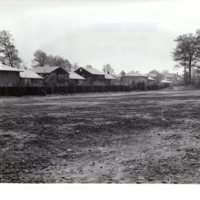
[32,50,72,71]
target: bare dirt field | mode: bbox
[1,88,200,183]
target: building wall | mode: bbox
[39,68,70,86]
[68,79,85,86]
[0,71,20,87]
[20,78,43,86]
[148,80,157,86]
[121,76,148,86]
[105,79,120,86]
[55,68,69,79]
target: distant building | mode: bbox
[163,72,178,84]
[75,66,105,85]
[69,71,85,85]
[121,71,148,86]
[33,65,69,78]
[33,66,69,86]
[147,76,158,89]
[75,67,105,83]
[105,73,116,80]
[20,69,43,86]
[148,76,156,84]
[148,76,156,82]
[148,71,158,79]
[104,73,119,85]
[159,79,173,88]
[0,63,22,87]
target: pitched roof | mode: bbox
[69,72,85,80]
[148,73,157,78]
[33,66,63,74]
[123,71,147,77]
[105,73,116,80]
[83,67,104,75]
[148,77,155,81]
[160,79,172,83]
[20,70,43,79]
[0,63,22,72]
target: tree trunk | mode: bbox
[189,67,191,84]
[184,66,187,85]
[188,58,192,84]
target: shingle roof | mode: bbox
[0,63,22,72]
[69,72,85,80]
[83,67,104,75]
[33,66,61,74]
[148,77,155,81]
[160,79,172,83]
[105,73,116,80]
[20,70,43,79]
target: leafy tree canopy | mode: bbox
[32,50,72,71]
[0,30,22,68]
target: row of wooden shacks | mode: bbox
[0,63,159,87]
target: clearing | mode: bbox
[0,88,200,183]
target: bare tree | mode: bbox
[0,30,21,68]
[102,64,114,74]
[72,63,79,71]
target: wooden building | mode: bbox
[0,64,22,87]
[33,66,69,78]
[69,71,85,85]
[159,79,173,88]
[105,73,119,85]
[75,67,105,85]
[121,71,148,87]
[33,66,69,86]
[147,76,158,89]
[163,72,178,84]
[148,76,156,84]
[20,69,43,86]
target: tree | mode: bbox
[47,55,72,71]
[71,63,79,71]
[102,64,114,74]
[173,33,199,84]
[86,65,92,68]
[148,70,164,82]
[0,30,21,68]
[32,50,48,67]
[32,50,72,71]
[120,70,126,76]
[21,61,29,70]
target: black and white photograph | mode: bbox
[1,0,200,193]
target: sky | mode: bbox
[0,0,200,74]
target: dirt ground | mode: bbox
[1,87,200,183]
